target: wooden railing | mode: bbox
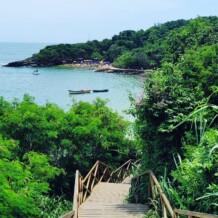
[130,171,218,218]
[82,161,113,202]
[108,159,139,183]
[130,170,175,218]
[60,160,217,218]
[72,170,83,218]
[174,209,218,218]
[70,159,137,218]
[72,161,114,218]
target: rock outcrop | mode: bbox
[4,59,38,67]
[4,59,69,67]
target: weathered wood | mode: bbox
[59,210,75,218]
[113,159,132,174]
[99,166,109,182]
[73,170,81,218]
[78,181,149,217]
[149,171,175,218]
[83,161,99,183]
[67,160,217,218]
[174,209,218,218]
[111,159,139,182]
[149,172,155,200]
[161,199,167,218]
[70,159,141,218]
[130,170,175,217]
[82,160,117,204]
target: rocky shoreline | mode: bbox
[4,58,64,67]
[4,59,38,67]
[61,63,152,75]
[4,59,154,76]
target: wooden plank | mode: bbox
[71,161,218,218]
[78,181,149,218]
[59,210,75,218]
[73,170,79,218]
[174,209,218,218]
[149,171,175,218]
[83,161,99,183]
[99,166,108,182]
[112,159,132,174]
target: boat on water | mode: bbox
[33,69,40,75]
[68,90,91,94]
[93,89,109,93]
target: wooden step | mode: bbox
[78,181,148,218]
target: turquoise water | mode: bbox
[0,43,144,120]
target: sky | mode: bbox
[0,0,217,43]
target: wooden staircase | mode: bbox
[60,160,218,218]
[78,178,148,218]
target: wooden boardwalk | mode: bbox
[60,160,218,218]
[78,178,149,218]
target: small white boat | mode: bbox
[68,90,91,94]
[33,69,40,75]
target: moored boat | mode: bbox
[33,69,40,75]
[68,90,91,94]
[93,89,109,93]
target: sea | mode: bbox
[0,42,144,120]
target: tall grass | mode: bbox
[38,195,72,218]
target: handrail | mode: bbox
[59,211,75,218]
[61,159,218,218]
[71,160,125,218]
[149,171,175,218]
[109,159,139,182]
[130,170,175,218]
[82,160,114,203]
[73,170,83,218]
[130,170,218,218]
[113,159,132,174]
[82,161,113,183]
[69,159,140,218]
[174,209,218,218]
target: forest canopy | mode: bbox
[9,16,218,69]
[0,96,134,217]
[130,17,218,214]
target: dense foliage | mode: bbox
[2,15,218,216]
[172,127,218,213]
[131,17,218,214]
[0,135,63,217]
[0,96,133,217]
[28,16,218,69]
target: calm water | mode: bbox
[0,43,144,120]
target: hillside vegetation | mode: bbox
[0,97,134,217]
[1,16,218,216]
[130,16,218,214]
[7,16,218,69]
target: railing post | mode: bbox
[72,159,137,218]
[73,170,79,218]
[161,199,167,218]
[79,175,83,205]
[149,171,155,200]
[90,162,99,191]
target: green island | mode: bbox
[1,16,218,217]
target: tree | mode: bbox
[0,135,63,217]
[0,96,134,197]
[132,42,218,175]
[170,105,218,213]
